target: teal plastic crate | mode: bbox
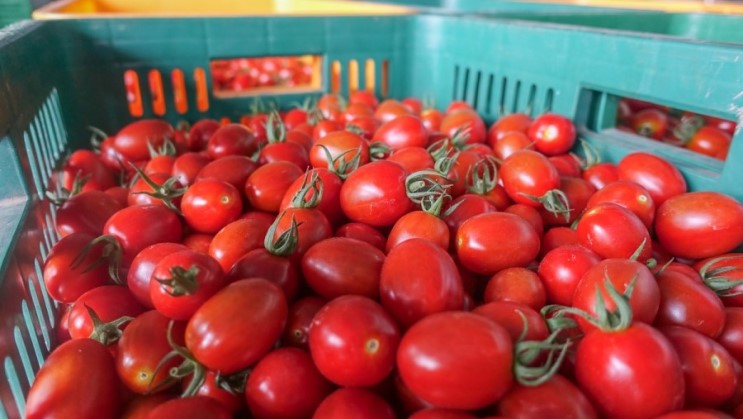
[1,14,742,418]
[0,0,31,27]
[351,0,626,12]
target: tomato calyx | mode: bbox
[369,141,392,161]
[130,163,186,214]
[521,189,571,222]
[264,212,300,257]
[405,170,451,205]
[698,255,743,298]
[466,156,499,196]
[289,171,324,209]
[671,114,706,145]
[155,265,201,297]
[575,139,600,170]
[85,304,133,346]
[151,321,205,396]
[46,171,90,205]
[72,234,123,284]
[265,111,288,144]
[317,144,362,180]
[514,331,572,387]
[147,138,177,158]
[88,126,109,151]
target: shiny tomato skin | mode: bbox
[340,160,413,227]
[61,149,117,192]
[505,204,544,237]
[258,141,310,169]
[279,168,344,227]
[144,396,232,419]
[313,388,396,419]
[538,226,579,258]
[473,301,549,343]
[409,409,478,419]
[121,393,173,419]
[68,285,145,340]
[127,243,189,308]
[585,180,655,229]
[456,212,540,275]
[245,161,304,213]
[180,233,212,253]
[208,217,271,273]
[582,162,618,190]
[388,146,435,174]
[719,308,743,366]
[26,339,121,419]
[397,311,514,410]
[312,119,343,141]
[181,179,242,234]
[549,153,582,178]
[104,205,183,266]
[282,296,327,350]
[227,248,300,302]
[274,206,333,260]
[380,239,464,328]
[43,232,114,303]
[575,323,684,418]
[185,278,288,374]
[440,108,486,144]
[309,295,400,387]
[387,210,450,252]
[487,113,531,148]
[116,310,186,394]
[402,97,422,114]
[114,119,174,162]
[373,115,429,150]
[537,244,601,306]
[527,113,576,156]
[655,191,743,260]
[182,370,242,414]
[143,155,175,177]
[493,131,533,162]
[194,155,258,192]
[617,152,687,206]
[207,123,259,159]
[350,90,380,109]
[630,108,668,140]
[576,202,652,261]
[187,119,220,151]
[172,152,211,187]
[661,325,737,407]
[375,99,412,124]
[497,374,597,419]
[655,267,725,338]
[128,172,181,208]
[302,237,385,299]
[499,150,560,207]
[483,267,546,311]
[246,348,333,418]
[687,126,732,160]
[56,190,123,237]
[334,222,387,252]
[421,108,444,133]
[573,258,660,332]
[310,131,370,170]
[442,194,497,249]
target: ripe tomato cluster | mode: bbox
[27,90,743,419]
[616,98,735,160]
[210,57,314,93]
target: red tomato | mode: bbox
[340,160,413,227]
[104,205,183,267]
[538,226,579,258]
[582,162,618,190]
[302,237,385,299]
[26,339,121,419]
[172,152,211,187]
[718,308,743,365]
[185,278,288,373]
[121,393,173,419]
[282,296,327,350]
[493,131,532,161]
[421,108,444,132]
[259,141,310,169]
[473,301,549,343]
[143,155,175,176]
[505,204,544,236]
[499,150,561,209]
[539,176,596,226]
[68,285,145,341]
[456,212,540,275]
[309,295,400,386]
[527,113,576,156]
[617,152,687,206]
[116,310,186,394]
[246,348,333,418]
[127,242,188,308]
[497,374,597,419]
[208,217,271,273]
[661,325,737,407]
[537,244,600,306]
[61,149,117,192]
[350,90,380,109]
[409,409,478,419]
[397,311,514,410]
[387,146,435,174]
[227,248,301,303]
[548,153,582,178]
[114,119,174,162]
[375,99,412,124]
[279,168,344,227]
[181,179,242,234]
[576,202,652,261]
[402,97,422,114]
[440,108,486,144]
[334,222,387,252]
[128,172,183,208]
[207,123,259,159]
[312,119,343,141]
[245,161,304,213]
[387,210,450,252]
[194,155,258,192]
[56,190,123,237]
[483,267,546,311]
[380,239,464,328]
[373,115,429,150]
[655,192,743,260]
[687,126,731,160]
[144,396,231,419]
[313,388,396,419]
[182,370,242,414]
[576,322,684,418]
[188,119,220,151]
[585,180,655,229]
[342,102,375,123]
[310,131,369,169]
[655,266,725,338]
[43,232,114,303]
[630,108,668,140]
[274,206,333,260]
[487,113,531,148]
[442,194,497,249]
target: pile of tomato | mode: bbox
[210,57,315,93]
[25,90,743,419]
[616,98,735,160]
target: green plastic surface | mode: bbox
[0,14,742,417]
[354,0,624,12]
[0,0,32,27]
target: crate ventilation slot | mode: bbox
[125,67,209,117]
[330,58,388,97]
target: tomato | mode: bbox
[340,160,413,227]
[573,258,660,332]
[487,113,531,148]
[473,301,549,343]
[207,123,259,159]
[61,149,117,192]
[114,119,174,162]
[26,339,121,419]
[375,99,412,124]
[172,152,211,187]
[194,155,258,192]
[499,150,562,210]
[283,296,327,350]
[585,180,655,229]
[105,185,130,208]
[188,119,220,151]
[582,162,618,190]
[483,267,546,311]
[539,177,596,226]
[182,370,242,414]
[56,190,123,237]
[259,140,310,169]
[227,248,301,303]
[388,146,435,174]
[302,237,385,299]
[104,204,183,267]
[527,113,576,156]
[576,202,652,261]
[549,153,582,178]
[538,226,579,258]
[687,126,731,160]
[245,161,304,213]
[310,130,370,171]
[342,102,375,123]
[447,149,486,198]
[312,119,343,141]
[208,217,271,273]
[309,295,400,386]
[68,285,145,341]
[421,108,444,132]
[317,94,344,121]
[334,222,386,252]
[617,152,687,206]
[186,278,288,373]
[695,254,743,307]
[121,393,173,419]
[440,108,486,144]
[286,129,313,151]
[505,204,544,236]
[116,310,186,394]
[456,212,540,275]
[576,322,684,418]
[493,131,532,161]
[274,206,333,260]
[630,108,668,140]
[145,396,231,419]
[246,347,333,418]
[401,97,422,114]
[719,308,743,365]
[373,115,429,150]
[409,409,478,419]
[537,244,601,306]
[656,411,734,419]
[181,179,242,234]
[43,232,114,303]
[127,243,189,308]
[655,192,743,260]
[350,90,380,109]
[655,266,725,338]
[442,194,497,248]
[387,210,450,251]
[497,374,597,419]
[128,172,183,208]
[313,388,396,419]
[281,168,345,226]
[398,311,513,410]
[380,239,464,328]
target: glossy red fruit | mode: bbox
[207,123,259,159]
[576,202,652,261]
[527,113,576,156]
[313,388,396,419]
[617,152,687,206]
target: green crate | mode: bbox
[1,14,742,417]
[351,0,625,13]
[0,0,32,27]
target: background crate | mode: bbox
[1,14,742,418]
[0,0,32,27]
